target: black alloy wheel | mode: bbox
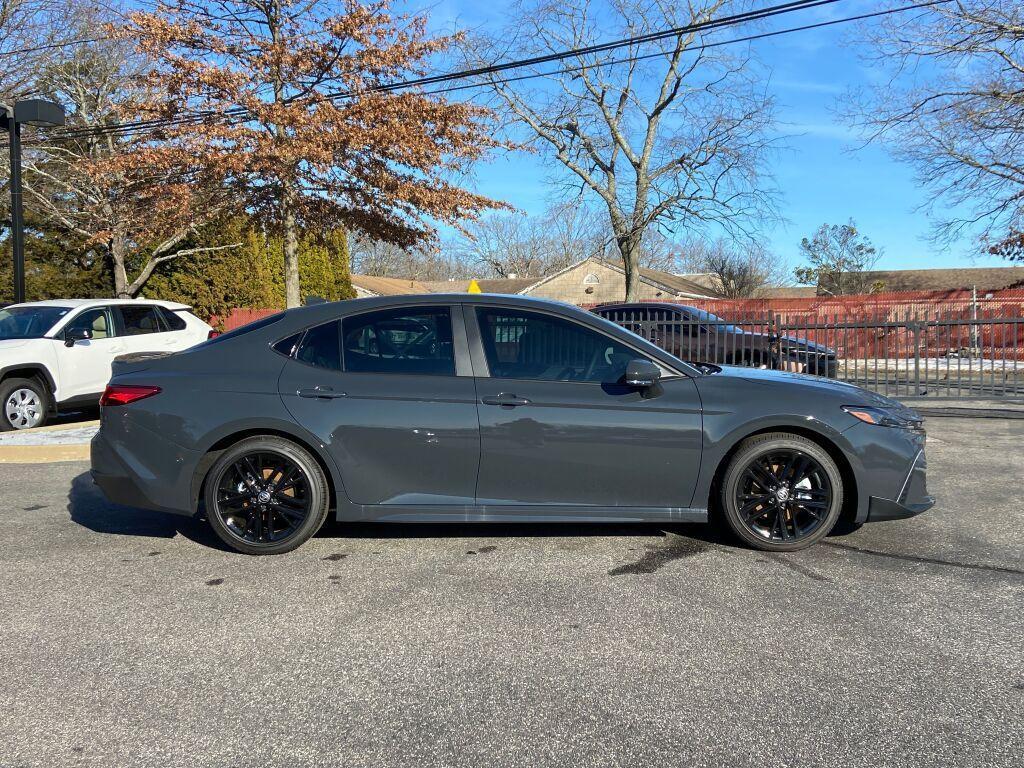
[721,433,844,551]
[205,436,330,555]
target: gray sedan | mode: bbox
[91,295,933,555]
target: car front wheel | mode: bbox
[204,436,330,555]
[720,432,844,551]
[1,377,50,431]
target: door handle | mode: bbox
[481,393,531,407]
[297,386,347,400]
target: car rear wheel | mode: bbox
[204,436,330,555]
[720,432,843,551]
[1,377,50,431]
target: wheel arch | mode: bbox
[1,364,56,393]
[707,424,860,530]
[191,425,341,516]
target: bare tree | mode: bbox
[350,236,467,282]
[465,0,777,300]
[0,0,79,100]
[22,31,236,297]
[683,238,786,297]
[453,202,605,278]
[794,220,882,295]
[845,0,1024,249]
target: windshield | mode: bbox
[0,306,72,339]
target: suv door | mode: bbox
[52,306,126,400]
[470,306,703,514]
[278,304,481,509]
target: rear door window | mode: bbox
[118,305,166,336]
[342,307,455,376]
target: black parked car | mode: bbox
[593,302,838,377]
[91,295,930,556]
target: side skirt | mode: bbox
[337,504,709,524]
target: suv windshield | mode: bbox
[0,305,72,339]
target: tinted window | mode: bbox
[65,308,113,339]
[119,305,165,336]
[0,305,71,339]
[296,321,341,370]
[159,307,187,331]
[476,308,641,383]
[273,332,303,358]
[342,307,454,376]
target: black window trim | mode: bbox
[466,302,684,384]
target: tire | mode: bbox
[204,436,330,555]
[1,377,50,431]
[720,432,843,552]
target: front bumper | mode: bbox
[866,447,934,522]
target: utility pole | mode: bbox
[1,99,66,304]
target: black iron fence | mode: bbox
[598,307,1024,399]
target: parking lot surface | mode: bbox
[1,415,1022,768]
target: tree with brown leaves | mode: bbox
[117,0,506,307]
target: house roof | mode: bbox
[350,275,434,296]
[420,278,540,295]
[855,266,1024,293]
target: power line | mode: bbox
[33,0,950,144]
[52,0,850,141]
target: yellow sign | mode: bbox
[467,279,482,294]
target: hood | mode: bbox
[0,338,35,352]
[712,364,906,408]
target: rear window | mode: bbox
[159,307,187,331]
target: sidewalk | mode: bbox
[0,420,98,463]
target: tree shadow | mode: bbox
[67,471,229,551]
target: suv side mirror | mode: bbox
[64,327,92,347]
[625,358,661,388]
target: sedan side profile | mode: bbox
[91,295,932,555]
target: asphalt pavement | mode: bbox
[1,415,1022,768]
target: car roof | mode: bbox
[7,298,192,311]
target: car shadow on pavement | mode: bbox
[67,471,229,551]
[315,518,735,546]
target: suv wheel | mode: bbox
[720,432,844,551]
[1,377,50,431]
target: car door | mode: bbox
[278,304,481,508]
[51,306,126,399]
[470,306,703,515]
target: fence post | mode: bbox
[912,317,922,395]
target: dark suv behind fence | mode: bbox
[593,302,838,378]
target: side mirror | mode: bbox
[64,327,92,347]
[625,358,661,388]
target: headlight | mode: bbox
[842,405,924,432]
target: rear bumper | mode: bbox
[90,414,198,516]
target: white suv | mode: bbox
[0,299,213,430]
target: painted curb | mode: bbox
[0,444,90,463]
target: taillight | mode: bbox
[207,329,221,339]
[100,385,162,407]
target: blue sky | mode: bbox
[416,0,1010,276]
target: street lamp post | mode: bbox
[1,99,66,304]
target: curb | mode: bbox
[0,444,90,463]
